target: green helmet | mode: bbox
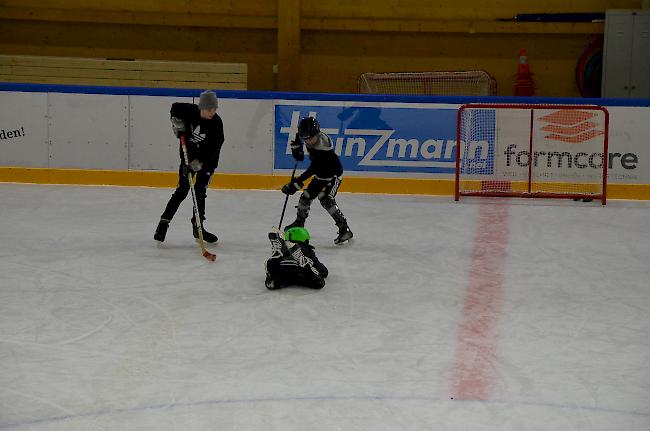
[285,227,310,243]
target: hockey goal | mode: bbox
[455,103,609,204]
[357,71,497,96]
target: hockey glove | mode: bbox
[290,134,304,161]
[182,159,202,176]
[282,179,303,195]
[268,230,289,258]
[171,116,187,138]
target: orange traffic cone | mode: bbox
[514,48,536,96]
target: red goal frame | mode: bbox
[454,103,609,205]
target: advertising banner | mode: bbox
[459,107,608,185]
[274,102,458,175]
[275,101,650,184]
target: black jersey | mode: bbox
[296,131,343,183]
[170,102,225,171]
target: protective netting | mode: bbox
[357,71,497,96]
[456,104,609,204]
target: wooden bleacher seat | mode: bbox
[0,55,247,89]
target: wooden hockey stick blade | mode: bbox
[202,250,217,262]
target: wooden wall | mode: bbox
[0,1,644,96]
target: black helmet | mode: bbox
[298,117,320,139]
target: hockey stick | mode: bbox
[180,135,217,262]
[278,160,299,229]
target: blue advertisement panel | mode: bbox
[274,103,461,174]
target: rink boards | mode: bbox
[1,83,649,199]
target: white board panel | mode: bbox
[48,93,128,169]
[129,95,274,174]
[129,95,190,171]
[0,91,48,167]
[216,98,274,174]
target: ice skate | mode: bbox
[265,261,281,290]
[284,218,305,232]
[154,218,170,242]
[334,223,353,244]
[192,220,218,244]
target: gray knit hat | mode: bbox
[198,90,218,110]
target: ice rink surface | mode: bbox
[1,183,649,430]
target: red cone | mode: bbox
[514,48,536,96]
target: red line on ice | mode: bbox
[450,203,510,400]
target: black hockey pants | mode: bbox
[161,163,213,222]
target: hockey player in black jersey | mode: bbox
[265,227,328,290]
[281,116,353,244]
[154,90,224,244]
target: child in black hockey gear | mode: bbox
[265,227,328,290]
[281,116,353,244]
[154,90,224,244]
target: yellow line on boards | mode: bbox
[1,167,649,199]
